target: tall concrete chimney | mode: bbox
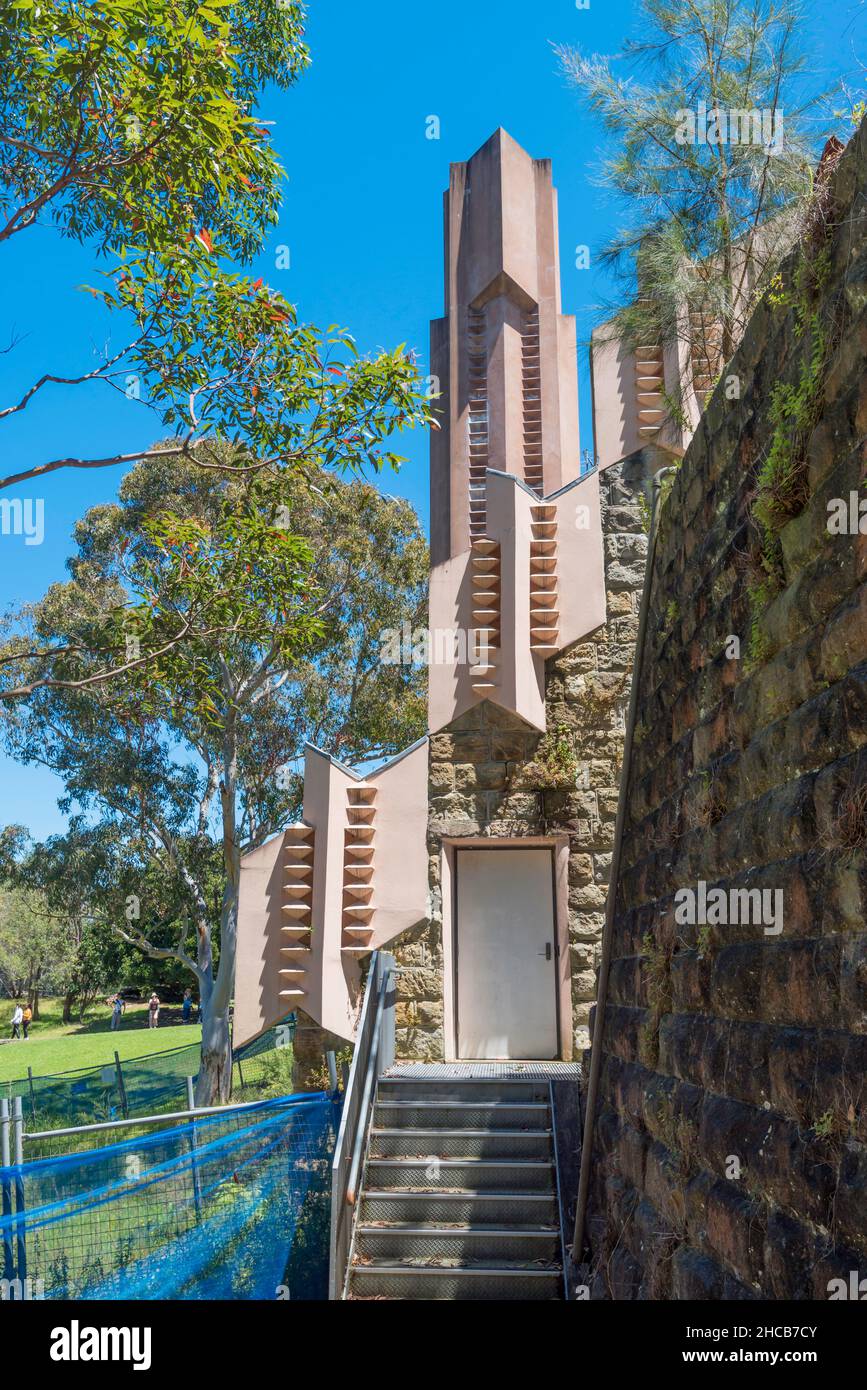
[429,128,581,566]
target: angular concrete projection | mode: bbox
[427,128,606,734]
[428,468,606,733]
[234,740,428,1044]
[430,128,582,565]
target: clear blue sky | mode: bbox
[0,0,863,838]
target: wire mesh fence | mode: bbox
[0,1092,336,1300]
[1,1021,299,1144]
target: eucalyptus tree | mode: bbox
[0,454,428,1100]
[0,0,433,694]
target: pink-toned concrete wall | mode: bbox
[428,552,478,736]
[234,831,287,1050]
[590,331,644,470]
[366,739,429,947]
[551,469,607,645]
[485,469,545,730]
[302,747,361,1039]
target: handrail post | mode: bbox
[380,951,395,1074]
[12,1097,25,1283]
[1,1099,12,1283]
[329,949,391,1299]
[186,1076,203,1220]
[114,1051,129,1119]
[345,963,390,1206]
[326,1050,338,1094]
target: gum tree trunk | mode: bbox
[196,985,232,1106]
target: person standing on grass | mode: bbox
[110,994,125,1031]
[10,1003,22,1039]
[21,1003,31,1039]
[148,991,160,1029]
[182,988,193,1025]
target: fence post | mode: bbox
[114,1051,129,1119]
[0,1099,12,1283]
[11,1097,25,1284]
[186,1076,203,1220]
[326,1051,338,1095]
[380,951,396,1074]
[26,1068,36,1125]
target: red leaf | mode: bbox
[328,367,342,376]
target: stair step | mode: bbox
[359,1189,559,1226]
[348,1264,561,1301]
[354,1224,560,1263]
[364,1158,555,1191]
[373,1099,551,1130]
[376,1077,550,1104]
[369,1127,553,1159]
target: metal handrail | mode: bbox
[345,968,390,1207]
[328,950,395,1300]
[19,1093,317,1144]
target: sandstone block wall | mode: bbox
[585,119,867,1299]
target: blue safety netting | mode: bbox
[0,1092,335,1300]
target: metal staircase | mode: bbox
[329,952,569,1300]
[347,1074,563,1300]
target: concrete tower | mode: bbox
[430,129,582,565]
[427,132,605,734]
[234,130,632,1069]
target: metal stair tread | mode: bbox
[361,1188,555,1198]
[370,1126,552,1138]
[355,1224,558,1236]
[351,1263,560,1277]
[366,1156,553,1167]
[374,1099,549,1110]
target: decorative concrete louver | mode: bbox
[635,340,665,439]
[467,305,489,541]
[522,307,543,494]
[689,309,723,408]
[529,503,559,655]
[278,823,314,1004]
[470,538,500,694]
[342,784,376,954]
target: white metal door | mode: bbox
[455,848,558,1059]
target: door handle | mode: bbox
[538,943,552,961]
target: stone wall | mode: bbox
[584,119,867,1298]
[392,458,649,1060]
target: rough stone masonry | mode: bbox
[584,117,867,1299]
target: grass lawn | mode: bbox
[0,996,201,1083]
